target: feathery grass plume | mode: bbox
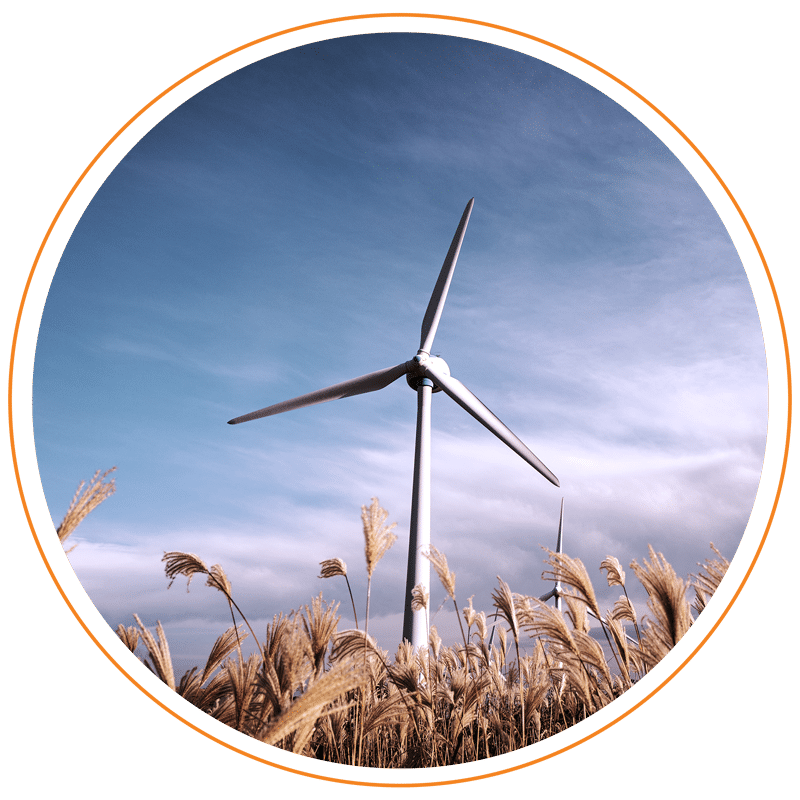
[491,577,527,745]
[428,625,442,661]
[600,555,626,588]
[133,614,175,691]
[362,497,397,578]
[630,546,693,668]
[474,610,488,643]
[178,660,234,715]
[175,666,204,708]
[610,591,644,652]
[57,467,116,549]
[301,594,340,677]
[354,501,397,761]
[258,656,369,749]
[526,604,596,714]
[604,612,633,687]
[162,550,263,659]
[115,623,140,653]
[258,614,315,725]
[206,563,233,596]
[387,656,420,695]
[519,595,587,718]
[606,593,646,674]
[360,692,412,738]
[163,551,232,598]
[394,639,414,667]
[361,497,396,637]
[691,543,730,615]
[606,594,642,648]
[612,595,637,625]
[425,545,456,600]
[542,548,601,620]
[319,557,347,579]
[572,628,615,703]
[201,625,248,684]
[411,583,429,612]
[463,595,477,630]
[520,597,580,661]
[225,652,263,734]
[495,621,508,666]
[330,629,386,666]
[562,590,591,634]
[602,553,645,653]
[462,596,479,673]
[331,630,389,708]
[263,612,292,662]
[425,544,471,667]
[163,551,211,591]
[491,577,520,645]
[258,620,291,720]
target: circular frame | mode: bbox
[8,7,792,788]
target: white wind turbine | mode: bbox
[487,497,565,651]
[228,199,559,649]
[538,500,638,650]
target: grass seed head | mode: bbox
[411,583,429,612]
[162,551,210,591]
[206,563,232,597]
[691,543,730,614]
[424,544,456,600]
[318,558,348,579]
[491,576,519,645]
[542,548,601,619]
[57,467,116,547]
[600,555,626,588]
[612,595,637,624]
[362,497,397,578]
[463,595,477,629]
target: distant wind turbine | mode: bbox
[539,498,565,612]
[539,500,638,651]
[228,199,559,649]
[487,496,565,651]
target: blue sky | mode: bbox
[33,33,766,672]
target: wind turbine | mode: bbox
[539,501,638,651]
[228,198,560,649]
[487,496,565,651]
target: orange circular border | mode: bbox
[8,13,791,789]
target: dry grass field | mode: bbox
[61,476,728,767]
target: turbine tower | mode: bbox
[228,199,559,649]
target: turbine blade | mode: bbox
[228,362,410,424]
[420,361,560,487]
[556,498,564,554]
[419,198,474,354]
[539,588,557,602]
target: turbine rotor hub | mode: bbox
[406,354,449,392]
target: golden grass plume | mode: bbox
[57,467,116,548]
